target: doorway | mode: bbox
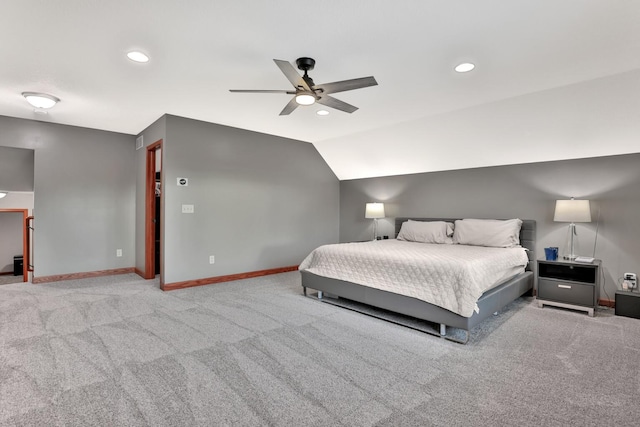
[144,139,162,280]
[0,209,29,283]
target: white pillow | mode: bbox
[453,218,522,248]
[397,220,454,244]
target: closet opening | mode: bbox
[145,139,162,281]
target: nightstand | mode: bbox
[537,259,601,317]
[615,291,640,319]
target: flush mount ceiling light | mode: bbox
[295,93,316,106]
[22,92,60,109]
[316,110,329,116]
[127,51,149,63]
[455,62,475,73]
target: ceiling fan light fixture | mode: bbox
[295,94,315,106]
[230,58,378,115]
[127,51,149,63]
[22,92,60,109]
[455,62,475,73]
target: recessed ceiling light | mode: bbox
[455,62,475,73]
[316,110,329,116]
[22,92,60,109]
[127,51,149,63]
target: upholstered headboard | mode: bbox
[394,218,537,272]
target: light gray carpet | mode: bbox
[0,274,24,286]
[1,272,639,426]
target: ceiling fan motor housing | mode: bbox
[296,57,316,72]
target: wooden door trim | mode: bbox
[26,216,33,273]
[145,139,162,281]
[0,208,29,282]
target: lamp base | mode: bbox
[561,223,581,261]
[372,218,379,241]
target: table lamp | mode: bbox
[554,198,591,260]
[365,203,385,241]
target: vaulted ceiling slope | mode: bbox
[1,1,639,179]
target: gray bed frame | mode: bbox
[301,218,536,343]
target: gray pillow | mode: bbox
[453,218,522,248]
[397,220,454,244]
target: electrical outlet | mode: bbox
[624,272,637,289]
[182,204,194,213]
[116,249,122,257]
[209,255,215,264]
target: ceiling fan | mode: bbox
[230,57,378,115]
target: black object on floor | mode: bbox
[615,290,640,319]
[13,255,23,276]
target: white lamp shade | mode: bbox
[365,202,385,219]
[554,199,591,223]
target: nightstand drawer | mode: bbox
[538,278,594,307]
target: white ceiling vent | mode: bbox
[136,135,144,150]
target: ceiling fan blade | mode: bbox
[316,95,358,113]
[315,76,378,94]
[274,59,312,92]
[229,89,294,94]
[279,97,299,116]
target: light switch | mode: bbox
[182,204,194,213]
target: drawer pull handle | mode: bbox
[558,284,572,289]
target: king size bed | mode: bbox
[299,218,536,343]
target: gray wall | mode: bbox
[0,115,136,277]
[0,146,34,191]
[340,153,640,300]
[142,115,339,285]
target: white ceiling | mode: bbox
[2,1,639,179]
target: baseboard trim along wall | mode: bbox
[32,267,136,284]
[134,268,146,279]
[161,266,299,291]
[599,298,615,308]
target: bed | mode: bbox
[299,218,536,343]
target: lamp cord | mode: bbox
[602,267,610,306]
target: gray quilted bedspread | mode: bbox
[299,240,529,317]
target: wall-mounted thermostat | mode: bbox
[177,177,188,186]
